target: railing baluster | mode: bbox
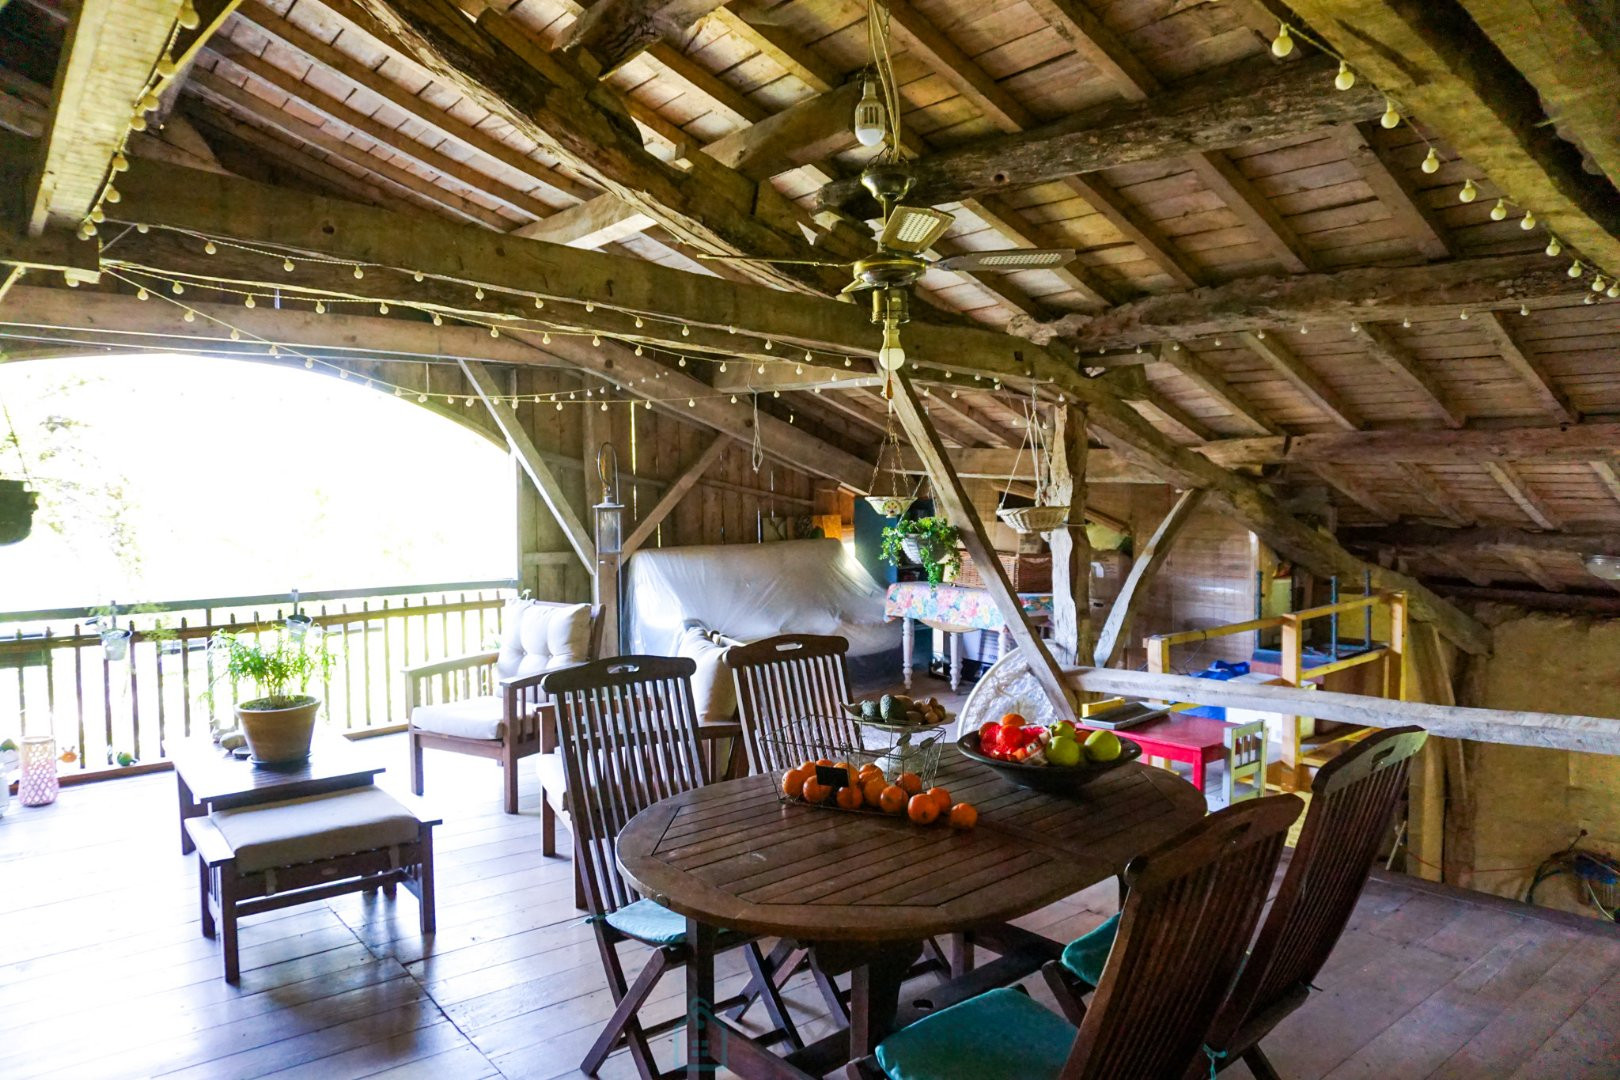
[361,600,373,728]
[179,617,192,738]
[154,625,167,755]
[73,623,85,769]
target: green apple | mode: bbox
[1046,736,1082,767]
[1048,720,1077,741]
[1084,729,1122,763]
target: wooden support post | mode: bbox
[622,434,731,557]
[460,359,596,571]
[1405,622,1452,883]
[1278,614,1305,791]
[1094,488,1206,667]
[888,371,1075,721]
[1047,405,1092,666]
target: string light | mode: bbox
[1546,238,1563,257]
[353,266,365,279]
[414,271,425,282]
[763,340,773,351]
[1380,99,1400,129]
[103,186,119,204]
[542,332,551,345]
[1334,61,1355,91]
[378,302,389,314]
[1593,276,1608,293]
[757,363,766,374]
[315,300,326,314]
[1270,22,1293,57]
[204,241,217,255]
[591,334,601,346]
[1458,179,1478,203]
[111,152,128,173]
[719,362,728,372]
[1402,317,1412,328]
[1520,212,1536,231]
[177,0,200,30]
[1607,284,1620,299]
[490,326,500,338]
[1421,148,1440,174]
[687,398,696,408]
[1490,199,1508,222]
[634,316,644,328]
[244,294,256,309]
[136,288,148,301]
[1459,310,1470,320]
[533,296,544,309]
[681,324,691,337]
[182,308,197,323]
[634,344,644,355]
[90,208,104,224]
[731,394,739,404]
[677,357,686,367]
[171,282,184,295]
[1520,304,1530,316]
[1569,260,1584,278]
[229,328,240,341]
[474,287,485,300]
[283,258,296,272]
[431,312,442,326]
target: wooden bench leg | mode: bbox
[220,870,241,984]
[416,825,436,936]
[198,858,216,939]
[408,729,425,798]
[541,798,558,857]
[501,739,520,815]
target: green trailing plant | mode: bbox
[207,630,337,710]
[880,515,962,585]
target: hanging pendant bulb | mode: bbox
[853,75,888,148]
[283,258,296,272]
[1520,211,1537,231]
[136,287,148,301]
[1458,178,1478,203]
[1270,23,1293,57]
[1334,62,1356,91]
[1380,99,1401,129]
[1520,304,1530,316]
[1593,275,1607,293]
[1421,147,1440,174]
[243,293,256,308]
[1569,260,1584,278]
[1490,199,1508,221]
[315,300,326,314]
[1607,284,1620,299]
[878,321,906,371]
[1546,237,1563,257]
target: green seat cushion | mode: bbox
[874,988,1075,1080]
[602,899,689,945]
[1060,912,1120,987]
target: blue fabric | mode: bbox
[874,988,1075,1080]
[600,899,689,945]
[1059,912,1120,987]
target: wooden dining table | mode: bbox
[617,749,1206,1078]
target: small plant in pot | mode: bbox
[208,630,337,764]
[880,515,962,585]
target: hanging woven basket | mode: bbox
[996,504,1071,534]
[0,479,38,546]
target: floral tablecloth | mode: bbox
[884,581,1053,630]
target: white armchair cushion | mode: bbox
[536,751,568,811]
[677,626,737,725]
[498,601,594,680]
[411,695,504,741]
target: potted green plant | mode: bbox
[880,516,962,585]
[208,630,337,764]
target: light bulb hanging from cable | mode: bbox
[853,74,888,148]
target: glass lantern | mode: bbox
[19,735,58,807]
[594,444,623,556]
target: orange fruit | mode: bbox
[862,776,889,807]
[896,771,923,796]
[782,767,810,798]
[1000,712,1026,728]
[857,763,883,783]
[802,778,832,804]
[878,784,908,814]
[948,802,979,829]
[925,786,952,814]
[835,786,864,810]
[907,793,941,825]
[832,762,860,788]
[814,758,835,768]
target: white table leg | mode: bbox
[902,616,914,691]
[949,631,963,692]
[999,626,1012,659]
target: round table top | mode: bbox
[616,752,1205,942]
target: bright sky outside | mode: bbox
[0,353,516,612]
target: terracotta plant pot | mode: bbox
[235,696,320,764]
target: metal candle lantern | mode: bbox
[594,443,624,654]
[18,735,58,807]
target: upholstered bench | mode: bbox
[184,786,440,982]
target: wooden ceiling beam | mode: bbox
[1015,253,1589,349]
[1342,524,1620,558]
[1285,0,1620,272]
[1339,123,1453,262]
[1591,461,1620,510]
[1201,424,1620,469]
[1485,461,1562,530]
[1154,344,1281,437]
[702,6,842,94]
[1397,463,1474,527]
[1432,551,1493,588]
[560,0,729,79]
[99,154,1487,651]
[235,2,595,205]
[1358,322,1465,429]
[815,55,1384,214]
[1310,463,1398,523]
[1501,547,1564,592]
[1237,330,1361,430]
[511,195,655,247]
[1474,311,1579,424]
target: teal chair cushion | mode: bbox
[601,899,689,945]
[874,988,1076,1080]
[1059,912,1120,987]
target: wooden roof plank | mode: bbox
[1237,330,1361,430]
[1474,310,1580,424]
[1485,461,1562,529]
[1358,322,1466,429]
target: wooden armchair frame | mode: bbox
[404,604,602,816]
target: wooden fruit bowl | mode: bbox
[956,732,1141,795]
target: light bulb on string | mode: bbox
[1460,310,1470,320]
[353,266,364,279]
[772,390,781,398]
[1402,317,1412,328]
[600,401,608,412]
[844,357,852,367]
[1520,304,1530,316]
[1569,260,1584,278]
[136,288,148,301]
[468,398,477,407]
[681,324,691,337]
[634,344,644,356]
[1256,329,1266,339]
[283,258,295,272]
[555,401,564,411]
[171,281,184,295]
[204,240,217,255]
[719,362,728,372]
[853,75,887,147]
[1458,179,1478,203]
[413,271,424,282]
[102,186,120,204]
[315,300,326,314]
[1349,322,1359,333]
[431,312,442,326]
[757,362,766,374]
[1421,148,1440,174]
[634,316,644,328]
[1334,61,1356,91]
[533,296,544,309]
[542,332,551,344]
[1546,237,1563,256]
[229,328,240,341]
[1380,99,1400,129]
[474,287,485,300]
[1490,199,1507,221]
[1520,212,1536,231]
[1594,276,1608,293]
[1270,22,1293,57]
[490,327,500,338]
[677,356,686,367]
[591,334,601,346]
[764,340,773,351]
[1585,294,1596,305]
[90,208,104,223]
[378,302,389,314]
[687,398,695,408]
[269,345,279,356]
[129,113,146,133]
[139,91,160,114]
[111,152,129,173]
[731,394,739,404]
[1607,284,1620,299]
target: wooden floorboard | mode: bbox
[3,704,1618,1080]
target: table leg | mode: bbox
[999,626,1011,659]
[901,617,914,691]
[949,631,963,692]
[1191,755,1206,793]
[686,917,718,1079]
[826,941,921,1061]
[177,771,201,855]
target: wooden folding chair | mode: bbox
[851,794,1303,1080]
[1222,718,1268,805]
[545,655,802,1079]
[729,633,859,777]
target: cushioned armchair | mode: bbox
[404,599,601,815]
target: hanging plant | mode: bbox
[880,516,962,585]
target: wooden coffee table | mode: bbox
[618,753,1205,1078]
[167,731,386,855]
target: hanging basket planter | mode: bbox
[864,495,916,519]
[997,505,1071,535]
[99,627,132,662]
[0,479,38,546]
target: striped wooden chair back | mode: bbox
[1062,794,1303,1080]
[726,634,860,775]
[543,655,705,918]
[1205,726,1428,1055]
[1222,719,1268,804]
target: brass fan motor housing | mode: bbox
[870,286,910,327]
[852,253,926,291]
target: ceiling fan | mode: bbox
[695,0,1076,373]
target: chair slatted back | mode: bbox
[544,656,706,917]
[1222,719,1268,805]
[1062,794,1304,1080]
[727,635,860,774]
[1207,726,1428,1049]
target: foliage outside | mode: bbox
[208,630,337,710]
[880,516,962,585]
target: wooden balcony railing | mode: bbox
[0,580,517,777]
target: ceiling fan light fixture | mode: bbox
[878,320,906,371]
[853,76,888,148]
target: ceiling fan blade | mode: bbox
[879,206,955,254]
[840,279,874,295]
[694,254,851,268]
[932,248,1076,273]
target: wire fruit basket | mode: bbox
[763,715,945,815]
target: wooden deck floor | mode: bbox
[2,731,1617,1080]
